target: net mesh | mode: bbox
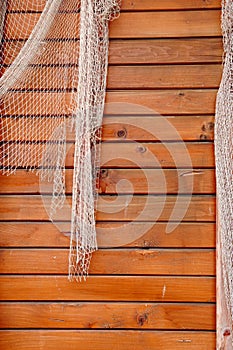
[215,0,233,329]
[0,0,121,280]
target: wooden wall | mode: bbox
[0,1,222,349]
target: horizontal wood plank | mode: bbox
[0,249,215,275]
[102,115,215,141]
[0,222,216,248]
[99,142,215,168]
[3,38,223,66]
[0,142,215,168]
[0,330,216,350]
[0,195,215,222]
[107,65,222,89]
[110,11,221,38]
[2,65,222,90]
[0,116,215,142]
[7,0,221,11]
[0,276,216,302]
[4,11,221,39]
[1,90,218,115]
[0,169,216,194]
[109,38,223,64]
[0,302,215,330]
[121,0,221,10]
[108,90,218,115]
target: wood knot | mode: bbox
[201,124,207,132]
[100,169,108,178]
[117,128,127,138]
[202,122,214,132]
[207,122,214,131]
[200,134,207,140]
[137,313,148,326]
[136,146,147,153]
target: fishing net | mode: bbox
[0,0,121,280]
[215,0,233,333]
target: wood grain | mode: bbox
[0,248,215,275]
[109,11,221,38]
[108,38,223,64]
[4,11,221,39]
[105,90,218,115]
[7,0,221,11]
[3,38,223,66]
[0,330,216,350]
[1,1,219,344]
[0,116,215,142]
[0,169,216,194]
[1,90,218,115]
[121,0,221,10]
[0,142,215,168]
[0,276,216,302]
[0,222,216,248]
[0,195,216,222]
[107,65,221,89]
[0,302,215,330]
[3,65,221,90]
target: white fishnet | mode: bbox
[0,0,121,280]
[215,0,233,331]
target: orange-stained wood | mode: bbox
[3,38,223,66]
[4,11,221,39]
[0,90,218,115]
[121,0,221,10]
[0,169,216,194]
[109,38,223,64]
[7,0,221,11]
[0,142,215,168]
[0,248,215,275]
[0,195,216,222]
[0,330,216,350]
[0,302,215,330]
[0,222,216,248]
[1,65,222,90]
[109,11,221,38]
[0,1,220,345]
[0,276,216,302]
[0,116,215,142]
[107,65,222,89]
